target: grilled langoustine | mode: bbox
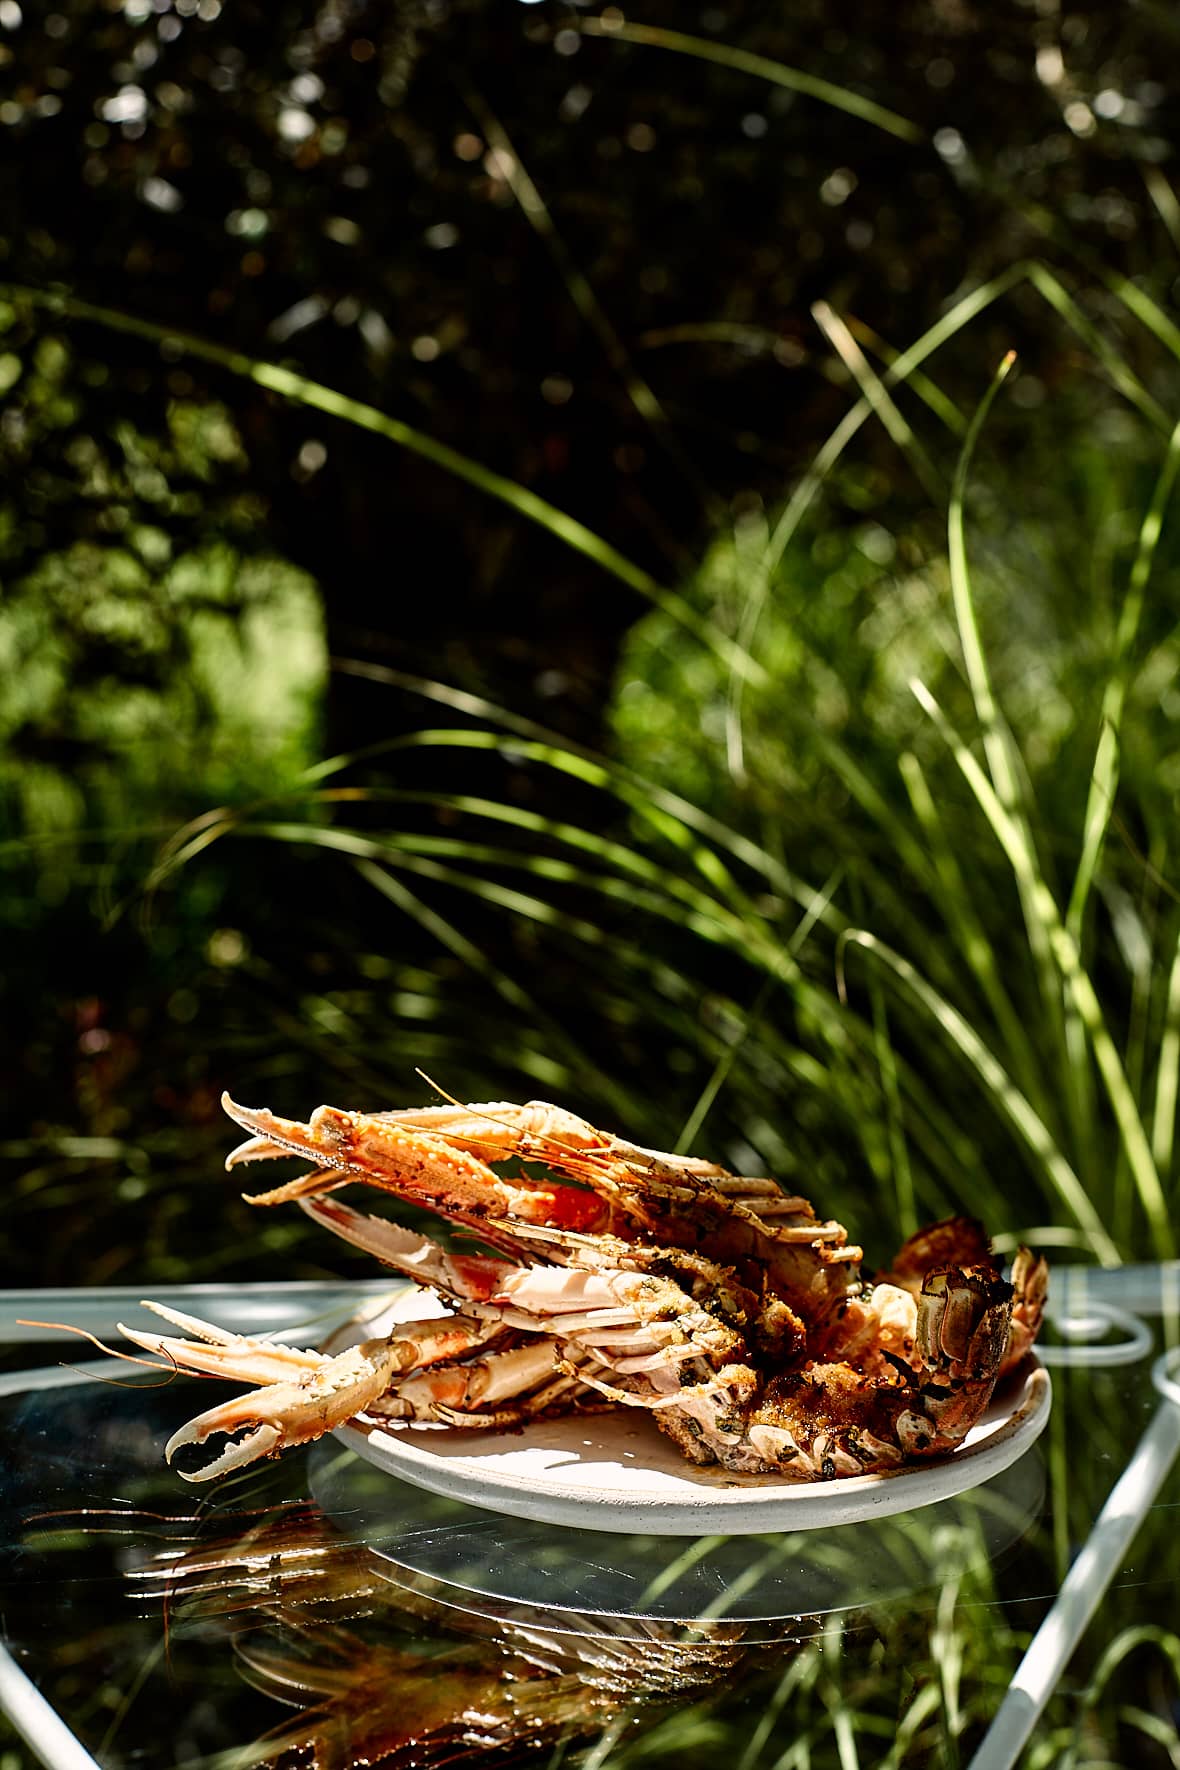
[110,1094,1046,1482]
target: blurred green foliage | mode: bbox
[0,387,326,906]
[4,0,1180,717]
[615,398,1180,848]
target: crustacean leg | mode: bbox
[426,1111,865,1303]
[301,1198,751,1376]
[301,1194,806,1393]
[370,1339,582,1429]
[297,1207,764,1468]
[129,1514,735,1767]
[118,1303,518,1480]
[303,1197,764,1320]
[221,1084,865,1442]
[221,1095,612,1249]
[232,1631,624,1768]
[370,1099,838,1221]
[224,1092,831,1233]
[806,1219,988,1375]
[119,1196,764,1480]
[223,1094,864,1334]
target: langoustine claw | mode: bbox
[88,1094,1045,1481]
[120,1302,515,1480]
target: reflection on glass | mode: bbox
[31,1436,1040,1768]
[126,1502,755,1767]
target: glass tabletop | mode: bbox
[1,1270,1177,1770]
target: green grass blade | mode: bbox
[1081,1624,1180,1709]
[1117,1706,1180,1762]
[1066,721,1121,945]
[236,819,845,1106]
[806,737,999,1005]
[733,400,916,776]
[286,783,782,947]
[1151,928,1180,1180]
[253,818,756,956]
[1026,263,1172,434]
[143,804,242,893]
[1067,414,1180,937]
[349,857,634,1115]
[1141,164,1180,255]
[931,1575,964,1753]
[762,264,1031,586]
[386,726,796,918]
[948,353,1083,1130]
[1112,419,1180,665]
[579,18,924,143]
[674,872,839,1155]
[868,978,917,1238]
[737,1660,809,1770]
[844,313,967,436]
[350,850,865,1156]
[913,680,1174,1257]
[718,267,1032,780]
[300,742,1038,1217]
[675,976,777,1161]
[638,318,802,353]
[839,930,1120,1262]
[879,1685,944,1770]
[1099,266,1180,368]
[465,92,665,430]
[200,766,992,1212]
[947,351,1019,796]
[819,738,939,893]
[811,299,942,501]
[897,750,1049,1119]
[321,665,830,920]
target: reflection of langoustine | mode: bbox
[128,1503,752,1769]
[114,1093,1046,1482]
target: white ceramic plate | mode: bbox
[329,1291,1052,1536]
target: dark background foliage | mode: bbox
[5,0,1176,714]
[2,0,1180,1285]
